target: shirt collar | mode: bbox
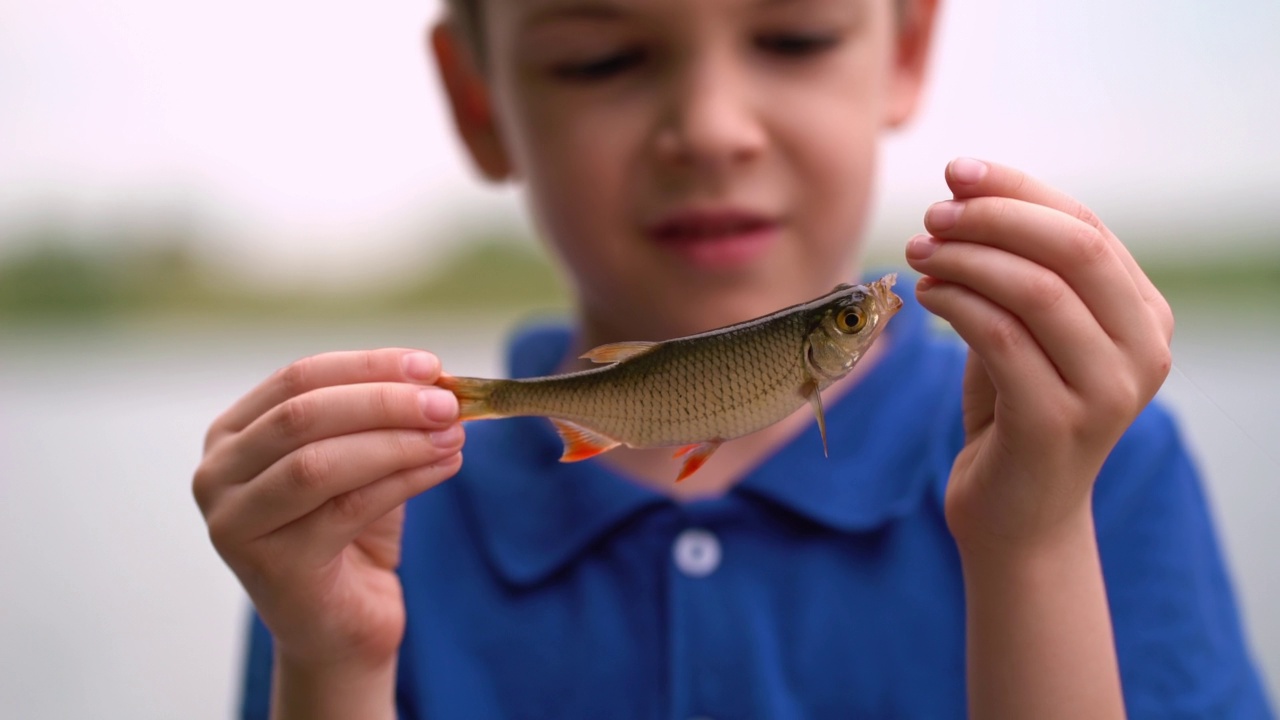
[454,273,964,586]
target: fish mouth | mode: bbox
[867,273,903,315]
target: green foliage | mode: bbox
[388,238,568,311]
[1146,259,1280,299]
[1,223,1275,326]
[0,232,568,324]
[1143,255,1280,323]
[0,245,122,318]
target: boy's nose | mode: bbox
[653,56,767,173]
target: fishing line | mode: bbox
[1167,359,1280,472]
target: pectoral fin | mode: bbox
[801,379,829,458]
[673,441,723,483]
[580,341,658,365]
[550,419,622,462]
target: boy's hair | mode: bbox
[443,0,485,62]
[441,0,910,65]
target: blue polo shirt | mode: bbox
[241,282,1272,719]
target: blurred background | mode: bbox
[1,0,1277,716]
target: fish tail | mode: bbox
[437,375,504,420]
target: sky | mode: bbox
[1,0,1278,284]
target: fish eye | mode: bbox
[836,307,867,334]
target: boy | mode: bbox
[193,0,1273,717]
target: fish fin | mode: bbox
[801,379,829,458]
[550,419,622,462]
[579,341,658,365]
[436,375,502,420]
[675,441,722,483]
[671,444,699,458]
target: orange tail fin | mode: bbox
[436,375,502,420]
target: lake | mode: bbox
[1,308,1276,718]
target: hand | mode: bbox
[905,158,1174,552]
[193,349,464,673]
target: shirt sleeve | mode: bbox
[239,611,274,720]
[1094,403,1274,719]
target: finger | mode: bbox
[210,349,443,443]
[915,277,1064,409]
[271,451,464,565]
[945,158,1101,229]
[906,235,1119,393]
[943,158,1170,334]
[922,196,1154,348]
[960,352,996,439]
[210,425,464,543]
[204,382,460,497]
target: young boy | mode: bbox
[193,0,1273,717]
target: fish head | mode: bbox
[805,273,902,381]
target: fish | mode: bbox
[438,274,903,481]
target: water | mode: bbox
[1,311,1276,718]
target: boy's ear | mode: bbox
[430,21,513,182]
[885,0,942,129]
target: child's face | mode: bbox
[437,0,937,339]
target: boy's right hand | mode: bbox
[192,349,463,674]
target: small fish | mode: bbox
[439,274,903,481]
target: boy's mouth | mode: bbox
[646,209,778,270]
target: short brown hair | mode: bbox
[443,0,485,59]
[442,0,910,65]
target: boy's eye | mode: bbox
[755,32,841,57]
[551,49,645,81]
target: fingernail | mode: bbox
[916,275,938,292]
[906,234,939,260]
[950,157,987,185]
[925,201,963,232]
[419,388,459,423]
[428,424,463,448]
[403,352,439,380]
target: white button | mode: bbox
[673,528,721,577]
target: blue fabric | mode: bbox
[240,277,1273,719]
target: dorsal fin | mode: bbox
[579,340,658,365]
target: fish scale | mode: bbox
[439,275,902,481]
[499,318,805,445]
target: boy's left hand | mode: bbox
[905,158,1174,552]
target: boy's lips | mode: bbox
[645,208,779,270]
